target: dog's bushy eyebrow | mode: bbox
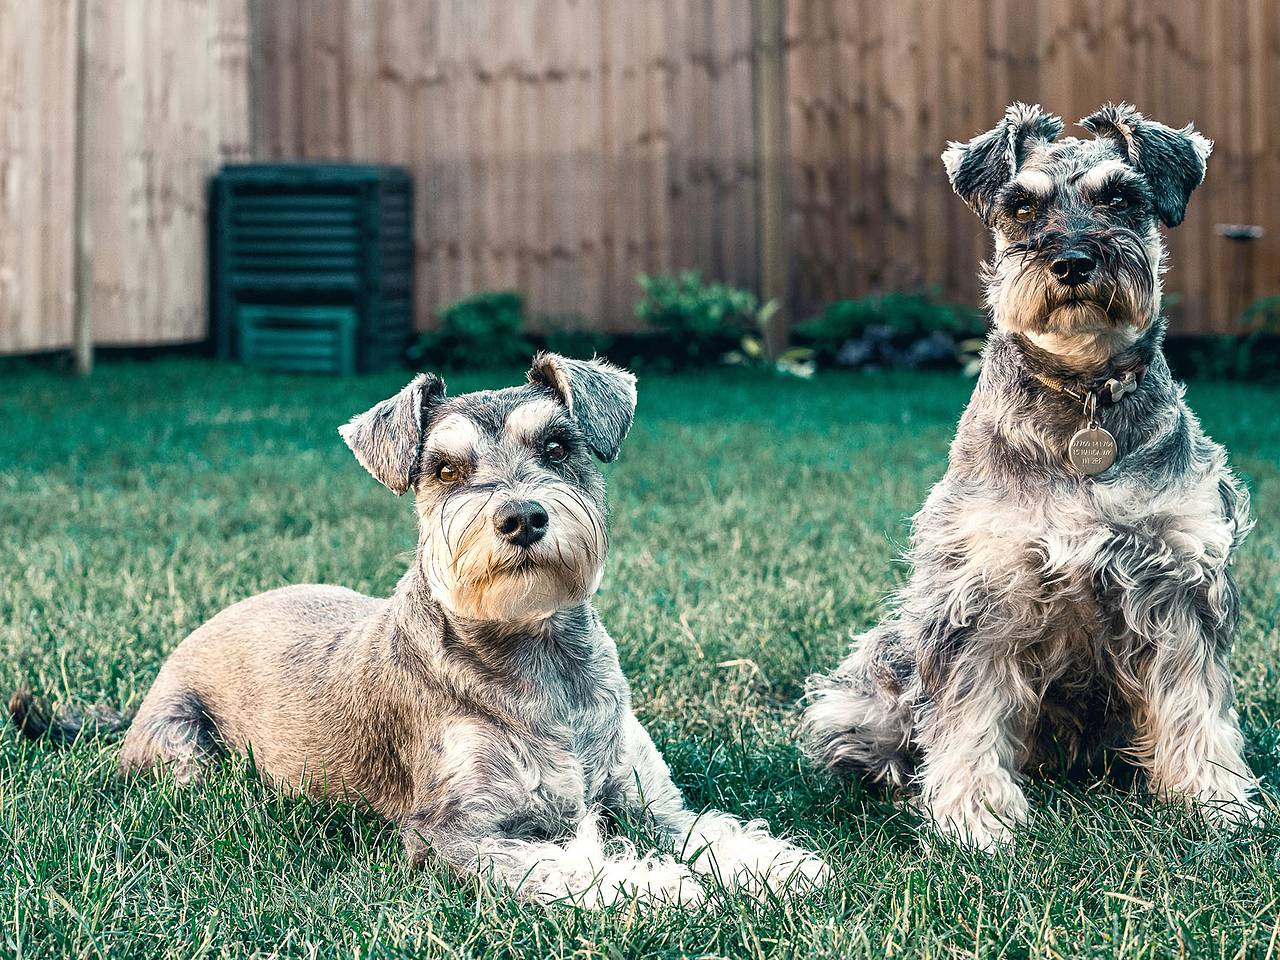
[424,414,484,461]
[1010,170,1055,197]
[531,415,584,447]
[502,399,569,443]
[1086,171,1140,192]
[1000,182,1041,203]
[1071,161,1141,187]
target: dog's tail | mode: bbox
[8,689,132,745]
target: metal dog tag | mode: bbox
[1068,426,1117,476]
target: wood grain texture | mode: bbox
[4,0,1277,352]
[0,0,249,354]
[251,0,758,333]
[787,0,1280,334]
[86,0,250,346]
[0,0,79,353]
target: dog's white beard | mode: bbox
[422,484,606,622]
[990,264,1155,367]
[987,231,1162,367]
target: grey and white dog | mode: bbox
[12,354,827,906]
[800,103,1259,849]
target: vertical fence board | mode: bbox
[0,0,79,353]
[85,0,248,345]
[0,0,247,354]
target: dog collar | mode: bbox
[1027,362,1148,477]
[1029,361,1148,407]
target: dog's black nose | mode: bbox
[1050,250,1096,286]
[493,500,549,547]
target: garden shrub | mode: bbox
[796,290,986,370]
[1178,295,1280,381]
[722,300,817,378]
[634,271,760,369]
[408,282,995,376]
[408,290,533,370]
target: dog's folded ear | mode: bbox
[942,102,1063,224]
[1080,103,1212,227]
[527,353,637,462]
[339,373,447,494]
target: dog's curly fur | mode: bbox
[801,103,1260,849]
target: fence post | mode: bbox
[71,0,93,375]
[751,0,790,360]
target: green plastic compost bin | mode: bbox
[210,163,414,374]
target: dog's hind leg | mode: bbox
[119,679,220,786]
[9,676,217,785]
[799,623,917,788]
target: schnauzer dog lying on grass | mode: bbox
[802,103,1259,849]
[12,354,826,907]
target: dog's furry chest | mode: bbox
[488,694,629,838]
[922,469,1234,659]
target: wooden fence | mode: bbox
[0,0,249,357]
[2,0,1277,356]
[254,0,1279,338]
[786,0,1280,335]
[251,0,760,333]
[0,0,79,354]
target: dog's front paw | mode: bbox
[507,814,708,910]
[527,853,707,910]
[602,855,708,908]
[758,846,832,896]
[726,843,832,898]
[924,790,1029,852]
[931,810,1013,852]
[1154,769,1264,831]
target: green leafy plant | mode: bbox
[796,290,985,365]
[634,271,760,368]
[723,300,817,378]
[408,291,533,370]
[1242,295,1280,332]
[1182,295,1280,381]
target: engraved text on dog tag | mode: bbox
[1068,426,1117,476]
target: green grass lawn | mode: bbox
[2,358,1279,959]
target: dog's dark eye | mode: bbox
[543,439,568,463]
[1104,192,1128,210]
[1014,202,1036,223]
[437,462,461,483]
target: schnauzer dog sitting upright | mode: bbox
[12,355,826,906]
[801,103,1259,849]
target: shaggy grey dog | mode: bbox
[800,103,1260,849]
[12,354,827,907]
